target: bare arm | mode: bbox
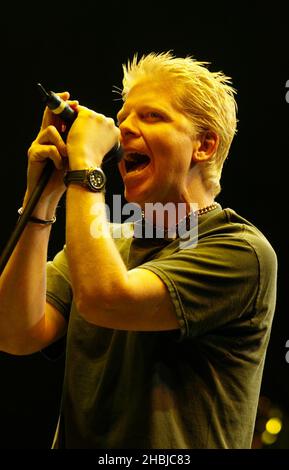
[0,205,67,355]
[0,93,75,354]
[65,107,179,331]
[66,186,179,331]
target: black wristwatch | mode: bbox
[64,168,106,192]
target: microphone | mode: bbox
[0,83,124,275]
[36,83,123,163]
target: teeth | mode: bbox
[125,152,149,162]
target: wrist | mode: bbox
[68,157,103,171]
[68,164,102,171]
[18,207,57,225]
[22,195,59,220]
[64,168,106,193]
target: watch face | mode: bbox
[88,169,106,191]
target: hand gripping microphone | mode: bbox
[0,84,122,274]
[36,83,123,163]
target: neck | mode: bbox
[142,200,217,230]
[184,165,215,209]
[141,168,215,229]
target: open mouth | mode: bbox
[124,153,151,173]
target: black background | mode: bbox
[0,0,288,450]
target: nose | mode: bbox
[119,114,140,140]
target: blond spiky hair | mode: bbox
[121,51,238,197]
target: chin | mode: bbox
[123,181,152,203]
[124,189,146,208]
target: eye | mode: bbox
[144,111,163,121]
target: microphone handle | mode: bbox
[0,159,55,275]
[37,83,122,163]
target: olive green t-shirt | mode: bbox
[46,206,277,449]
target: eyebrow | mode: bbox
[117,105,170,124]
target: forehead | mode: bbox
[118,80,179,116]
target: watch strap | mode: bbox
[64,170,89,185]
[64,168,106,192]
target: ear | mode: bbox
[191,131,219,163]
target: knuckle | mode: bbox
[27,141,38,158]
[27,146,33,158]
[47,145,58,157]
[46,125,58,137]
[107,117,115,126]
[91,110,106,122]
[78,107,93,120]
[90,111,105,121]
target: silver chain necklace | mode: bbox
[139,202,219,239]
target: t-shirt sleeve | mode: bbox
[139,236,261,339]
[46,246,72,321]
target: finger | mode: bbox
[67,100,79,109]
[75,108,117,127]
[40,100,79,132]
[57,91,70,101]
[28,143,65,170]
[75,105,102,117]
[36,125,67,157]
